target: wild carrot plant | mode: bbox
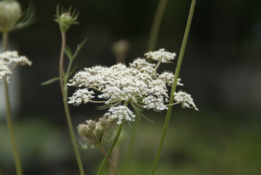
[0,0,197,174]
[67,0,197,175]
[42,6,87,175]
[68,50,198,174]
[0,0,34,174]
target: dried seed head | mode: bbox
[77,116,116,147]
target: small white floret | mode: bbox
[104,105,136,124]
[174,91,198,111]
[68,89,95,106]
[144,48,176,63]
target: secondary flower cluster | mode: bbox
[0,51,32,82]
[69,49,198,125]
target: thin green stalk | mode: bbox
[2,32,23,175]
[99,146,120,175]
[59,32,85,175]
[147,0,168,51]
[151,0,196,174]
[97,124,123,175]
[109,144,120,175]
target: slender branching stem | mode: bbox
[147,0,169,51]
[97,124,123,175]
[2,32,23,175]
[99,146,120,175]
[151,0,196,174]
[154,60,162,70]
[59,32,85,175]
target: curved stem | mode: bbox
[151,0,196,174]
[2,32,23,175]
[147,0,169,51]
[97,124,123,175]
[59,32,85,175]
[59,32,66,97]
[99,147,120,175]
[154,60,162,71]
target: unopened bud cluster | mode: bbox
[55,6,79,33]
[78,116,116,147]
[0,0,21,32]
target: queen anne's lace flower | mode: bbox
[144,48,176,63]
[174,91,198,111]
[0,51,32,82]
[104,105,135,124]
[69,49,197,125]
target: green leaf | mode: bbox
[65,46,73,61]
[71,38,88,61]
[41,77,60,86]
[68,65,78,77]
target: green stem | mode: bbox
[147,0,169,51]
[99,146,120,175]
[151,0,196,174]
[2,32,23,175]
[97,124,123,175]
[59,32,85,175]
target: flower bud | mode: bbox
[0,0,22,32]
[112,40,129,63]
[55,6,79,33]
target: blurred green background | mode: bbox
[0,0,261,174]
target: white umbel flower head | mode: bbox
[0,51,32,82]
[104,105,136,124]
[68,49,198,122]
[174,91,198,111]
[144,48,176,63]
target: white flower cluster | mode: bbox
[144,48,176,63]
[104,105,136,124]
[68,57,182,111]
[68,89,95,105]
[69,49,198,124]
[0,51,32,82]
[174,91,198,111]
